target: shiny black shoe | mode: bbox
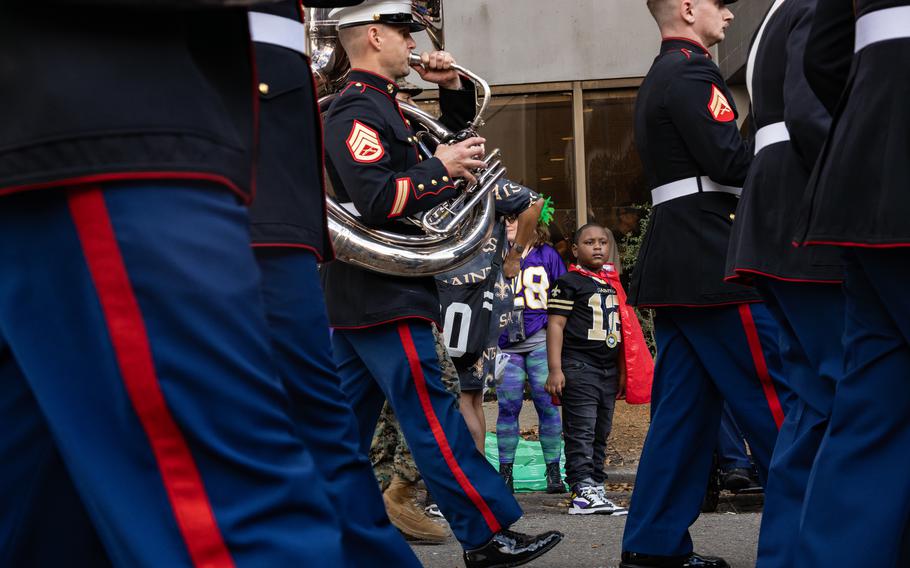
[620,551,730,568]
[545,462,565,494]
[499,463,514,493]
[463,529,563,568]
[721,467,753,492]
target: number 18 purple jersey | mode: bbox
[500,243,566,347]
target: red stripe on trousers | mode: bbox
[68,187,234,568]
[397,322,502,533]
[737,304,785,429]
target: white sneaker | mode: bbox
[568,485,610,515]
[595,485,628,516]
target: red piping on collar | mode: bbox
[662,36,712,57]
[350,68,398,85]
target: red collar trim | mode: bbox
[569,263,615,282]
[350,68,399,86]
[661,36,712,58]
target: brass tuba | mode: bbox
[306,1,505,277]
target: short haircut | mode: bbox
[646,0,686,26]
[573,222,607,244]
[337,25,370,59]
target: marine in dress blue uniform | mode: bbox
[620,1,793,566]
[320,3,562,567]
[794,0,910,565]
[723,0,846,565]
[0,3,346,567]
[247,3,420,566]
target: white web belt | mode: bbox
[650,176,742,206]
[855,6,910,52]
[248,12,307,55]
[754,122,790,155]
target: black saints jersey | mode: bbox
[547,270,621,368]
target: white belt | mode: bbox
[248,12,306,55]
[855,6,910,52]
[754,121,790,155]
[651,176,742,206]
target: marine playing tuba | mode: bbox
[306,0,505,277]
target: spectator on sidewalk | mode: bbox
[545,223,632,516]
[497,214,566,494]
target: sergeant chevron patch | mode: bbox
[708,84,735,123]
[347,120,385,163]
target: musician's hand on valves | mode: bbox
[435,136,487,186]
[412,51,462,90]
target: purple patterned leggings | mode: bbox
[495,346,563,464]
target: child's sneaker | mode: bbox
[595,485,628,516]
[568,485,610,515]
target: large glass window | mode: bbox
[419,92,577,245]
[418,87,649,259]
[582,89,648,242]
[482,93,576,242]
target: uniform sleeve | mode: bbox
[804,0,855,115]
[665,60,752,186]
[547,275,576,317]
[784,0,833,169]
[324,95,456,225]
[438,81,477,132]
[493,179,540,217]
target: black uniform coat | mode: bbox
[726,0,843,283]
[804,0,855,115]
[628,38,760,308]
[321,70,478,328]
[0,3,260,201]
[797,0,910,247]
[248,1,361,261]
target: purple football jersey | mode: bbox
[499,243,567,347]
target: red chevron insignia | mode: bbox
[347,120,385,163]
[708,84,735,123]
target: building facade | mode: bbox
[409,0,766,253]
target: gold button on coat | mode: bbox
[258,83,269,95]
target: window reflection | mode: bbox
[420,92,577,255]
[583,89,648,245]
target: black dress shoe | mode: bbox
[721,468,753,492]
[463,529,563,568]
[620,551,730,568]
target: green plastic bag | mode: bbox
[484,432,568,493]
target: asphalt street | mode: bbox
[410,492,761,568]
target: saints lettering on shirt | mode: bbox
[547,270,622,367]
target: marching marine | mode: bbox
[794,0,910,564]
[620,0,793,566]
[723,0,845,564]
[321,2,563,567]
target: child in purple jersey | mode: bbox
[496,219,567,493]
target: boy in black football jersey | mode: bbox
[546,223,628,516]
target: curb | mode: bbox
[604,467,637,484]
